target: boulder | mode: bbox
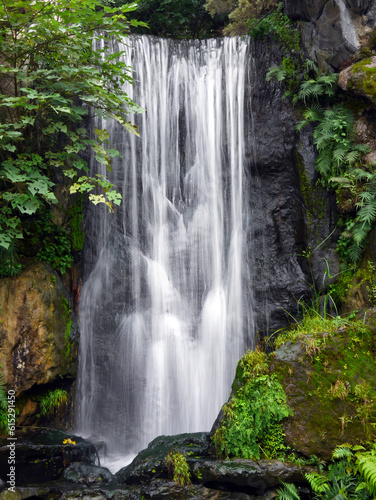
[212,314,376,461]
[284,0,368,69]
[64,462,113,486]
[0,262,78,426]
[338,56,376,104]
[116,432,310,498]
[270,330,376,458]
[0,429,97,486]
[115,432,211,485]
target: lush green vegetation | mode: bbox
[0,0,144,276]
[277,443,376,499]
[267,51,376,263]
[248,7,300,53]
[213,349,292,460]
[129,0,225,38]
[295,76,374,262]
[40,388,68,416]
[205,0,278,35]
[166,450,191,486]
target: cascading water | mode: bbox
[76,35,256,463]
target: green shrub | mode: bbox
[32,211,73,275]
[249,9,300,53]
[166,450,191,486]
[213,364,292,460]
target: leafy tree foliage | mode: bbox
[205,0,278,35]
[104,0,225,38]
[0,0,143,263]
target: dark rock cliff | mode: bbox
[285,0,376,70]
[245,38,338,335]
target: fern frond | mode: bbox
[298,79,317,103]
[329,176,353,186]
[356,202,376,224]
[276,481,301,500]
[266,65,286,83]
[352,168,372,181]
[305,471,330,493]
[305,59,318,74]
[357,191,375,205]
[332,147,347,166]
[345,149,362,165]
[353,445,366,452]
[353,221,371,243]
[303,104,324,122]
[355,481,369,493]
[316,149,333,177]
[356,143,371,154]
[347,241,364,262]
[332,444,354,460]
[356,453,376,494]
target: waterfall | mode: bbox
[76,35,256,461]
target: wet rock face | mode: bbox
[284,0,375,70]
[64,462,113,486]
[0,262,77,397]
[116,433,311,499]
[345,0,375,13]
[247,39,338,334]
[0,429,97,486]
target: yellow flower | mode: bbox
[63,438,76,445]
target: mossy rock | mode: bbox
[271,319,376,459]
[338,56,376,106]
[213,315,376,461]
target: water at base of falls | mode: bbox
[76,35,256,465]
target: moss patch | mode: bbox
[271,318,376,459]
[218,313,376,462]
[348,57,376,105]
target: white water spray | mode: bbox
[76,35,255,462]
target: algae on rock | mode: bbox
[0,262,78,428]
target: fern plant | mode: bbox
[294,70,338,104]
[276,481,301,500]
[304,443,376,499]
[295,74,372,262]
[0,240,22,277]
